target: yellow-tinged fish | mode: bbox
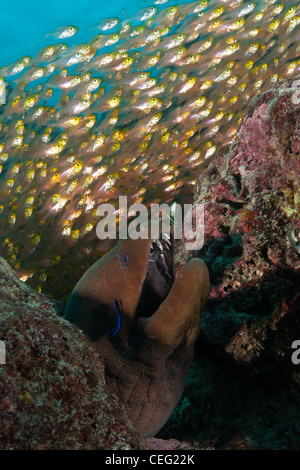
[1,56,31,77]
[0,0,299,300]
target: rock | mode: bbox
[146,437,195,450]
[180,80,300,360]
[0,258,148,450]
[162,81,300,449]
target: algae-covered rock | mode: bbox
[0,258,148,450]
[162,81,300,449]
[179,80,300,360]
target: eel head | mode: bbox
[64,232,209,437]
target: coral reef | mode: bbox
[145,437,195,450]
[160,81,300,449]
[1,81,300,450]
[188,80,300,358]
[0,258,148,450]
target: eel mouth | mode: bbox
[134,232,175,328]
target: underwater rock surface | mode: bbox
[0,257,148,450]
[162,81,300,449]
[188,80,300,358]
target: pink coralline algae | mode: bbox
[178,80,300,361]
[146,437,195,450]
[0,258,148,450]
[162,81,300,450]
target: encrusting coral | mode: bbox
[162,80,300,449]
[0,257,148,450]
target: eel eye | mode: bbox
[119,252,130,266]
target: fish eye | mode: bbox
[119,252,130,266]
[288,8,294,13]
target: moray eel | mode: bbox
[64,231,209,437]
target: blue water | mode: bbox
[0,0,158,67]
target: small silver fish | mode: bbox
[46,25,78,39]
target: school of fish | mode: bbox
[0,0,299,299]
